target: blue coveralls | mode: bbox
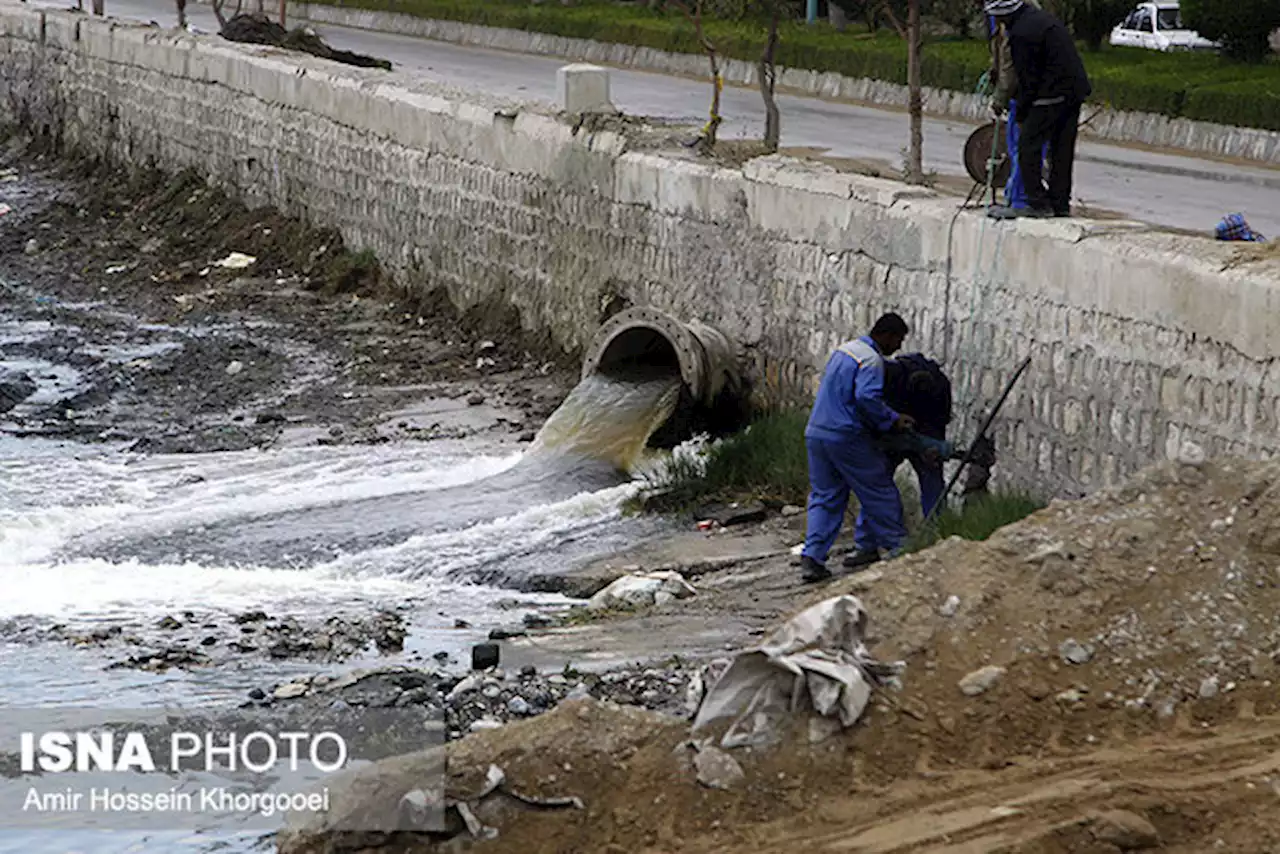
[882,434,948,518]
[989,14,1047,210]
[1005,98,1048,209]
[802,336,907,565]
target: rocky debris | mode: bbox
[472,642,500,671]
[701,501,769,528]
[0,370,37,413]
[220,14,393,70]
[781,504,804,517]
[256,662,696,741]
[106,647,209,672]
[50,609,410,671]
[937,595,960,617]
[1058,638,1094,665]
[1089,809,1160,850]
[587,570,696,611]
[273,680,311,700]
[958,665,1005,696]
[690,742,745,790]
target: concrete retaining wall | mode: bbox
[283,1,1280,168]
[2,3,1279,498]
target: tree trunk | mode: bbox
[91,0,104,15]
[211,0,227,27]
[176,0,187,27]
[279,0,287,27]
[669,0,721,152]
[758,8,781,153]
[904,0,924,184]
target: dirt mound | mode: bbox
[220,14,393,70]
[280,455,1280,853]
[819,454,1280,757]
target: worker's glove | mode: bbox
[990,101,1006,120]
[892,414,917,433]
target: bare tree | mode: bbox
[757,2,782,152]
[904,0,924,183]
[666,0,723,153]
[176,0,187,28]
[91,0,104,15]
[279,0,286,27]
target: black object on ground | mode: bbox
[220,14,393,70]
[471,642,500,671]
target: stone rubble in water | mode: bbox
[36,610,410,671]
[0,370,37,413]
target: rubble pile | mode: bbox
[258,662,697,740]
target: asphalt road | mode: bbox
[37,0,1280,236]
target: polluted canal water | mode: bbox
[0,307,702,852]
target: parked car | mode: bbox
[1110,2,1219,51]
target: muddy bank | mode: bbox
[0,135,579,454]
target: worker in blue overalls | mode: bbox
[800,313,915,584]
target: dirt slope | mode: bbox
[283,453,1280,854]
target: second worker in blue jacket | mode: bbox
[800,313,916,584]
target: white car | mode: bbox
[1110,2,1219,51]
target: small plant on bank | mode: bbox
[639,408,810,512]
[906,490,1044,552]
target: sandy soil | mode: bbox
[282,453,1280,854]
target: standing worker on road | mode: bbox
[986,0,1043,212]
[984,0,1092,219]
[800,313,915,584]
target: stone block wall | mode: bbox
[2,4,1278,498]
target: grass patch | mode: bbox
[318,0,1280,131]
[325,247,381,293]
[640,408,809,512]
[906,491,1044,552]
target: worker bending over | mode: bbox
[800,313,914,584]
[881,352,957,519]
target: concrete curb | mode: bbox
[285,1,1280,169]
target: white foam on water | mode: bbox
[325,479,646,581]
[0,436,638,624]
[0,438,521,565]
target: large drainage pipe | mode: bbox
[581,307,744,407]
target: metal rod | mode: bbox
[925,354,1031,525]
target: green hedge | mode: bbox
[324,0,1280,131]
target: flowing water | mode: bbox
[0,316,685,851]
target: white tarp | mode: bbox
[689,595,903,748]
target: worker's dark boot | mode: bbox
[800,555,832,584]
[842,549,881,571]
